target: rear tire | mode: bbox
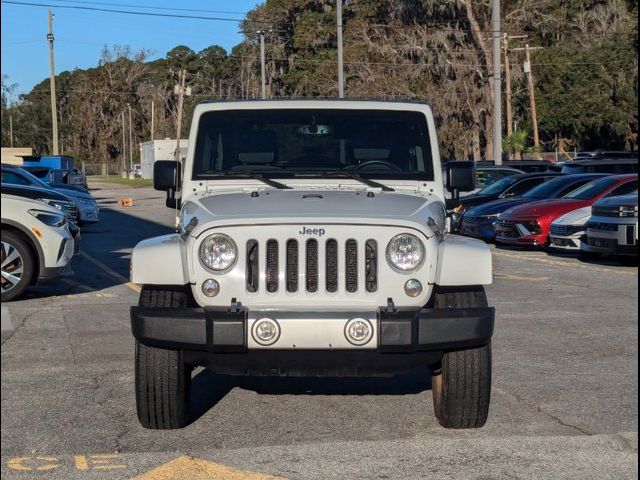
[1,231,35,302]
[431,287,492,429]
[135,285,191,429]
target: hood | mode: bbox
[593,194,638,208]
[459,193,498,208]
[0,183,72,202]
[465,198,530,216]
[183,188,444,237]
[552,206,592,226]
[53,185,93,200]
[501,198,588,220]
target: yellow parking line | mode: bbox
[78,251,141,293]
[493,250,637,276]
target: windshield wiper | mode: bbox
[309,171,395,192]
[223,172,292,190]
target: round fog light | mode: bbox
[344,318,373,346]
[202,279,220,297]
[404,279,423,297]
[252,318,280,346]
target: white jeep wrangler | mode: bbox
[130,100,494,430]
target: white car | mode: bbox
[549,206,592,251]
[1,194,76,301]
[583,194,638,257]
[130,100,495,430]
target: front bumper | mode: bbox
[460,217,497,241]
[494,220,547,246]
[131,305,494,359]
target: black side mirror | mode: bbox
[445,161,476,201]
[153,160,181,191]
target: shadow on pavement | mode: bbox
[188,367,432,425]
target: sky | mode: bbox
[1,0,262,97]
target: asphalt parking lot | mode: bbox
[1,182,637,480]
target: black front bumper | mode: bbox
[131,305,494,354]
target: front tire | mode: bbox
[431,287,492,429]
[1,231,35,302]
[135,285,191,429]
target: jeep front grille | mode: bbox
[246,238,378,294]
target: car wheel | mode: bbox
[135,285,192,429]
[431,287,491,429]
[1,231,35,302]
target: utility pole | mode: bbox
[336,0,345,98]
[502,34,513,138]
[524,44,540,151]
[47,10,59,155]
[128,103,133,174]
[9,115,13,148]
[491,0,502,164]
[174,69,186,161]
[150,99,155,141]
[259,31,266,99]
[121,110,126,177]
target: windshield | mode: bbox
[476,176,517,196]
[564,177,620,200]
[522,177,574,199]
[19,168,51,189]
[192,109,434,180]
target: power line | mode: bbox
[1,0,274,25]
[49,0,247,16]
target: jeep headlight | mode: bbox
[199,233,237,271]
[386,234,424,271]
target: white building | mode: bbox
[139,139,188,179]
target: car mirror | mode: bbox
[153,160,181,192]
[445,161,476,195]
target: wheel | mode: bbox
[135,285,191,429]
[431,287,492,429]
[1,231,35,302]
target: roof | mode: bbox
[565,158,638,166]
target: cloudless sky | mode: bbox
[1,0,262,97]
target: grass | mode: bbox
[88,175,153,187]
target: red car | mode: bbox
[494,175,638,247]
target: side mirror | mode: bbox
[153,160,181,191]
[445,161,476,201]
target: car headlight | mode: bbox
[199,233,237,271]
[28,209,67,227]
[386,234,425,271]
[40,198,65,211]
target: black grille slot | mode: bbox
[365,240,377,292]
[325,239,338,293]
[306,239,318,292]
[266,240,279,293]
[626,225,636,245]
[345,239,358,293]
[246,240,259,292]
[286,240,298,292]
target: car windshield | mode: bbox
[192,109,434,180]
[476,176,517,196]
[522,177,569,199]
[17,168,51,189]
[564,177,621,200]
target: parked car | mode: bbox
[494,175,638,247]
[450,172,561,228]
[561,158,638,174]
[574,151,638,160]
[477,160,553,173]
[1,193,76,301]
[21,165,88,189]
[548,206,593,251]
[1,164,99,224]
[583,194,638,257]
[460,174,608,242]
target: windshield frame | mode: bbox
[476,176,518,196]
[190,108,435,182]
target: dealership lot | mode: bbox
[1,183,637,479]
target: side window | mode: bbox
[607,180,638,197]
[1,171,32,186]
[505,177,545,196]
[476,170,500,188]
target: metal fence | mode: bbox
[83,163,121,176]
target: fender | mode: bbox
[433,234,493,286]
[131,234,190,285]
[1,218,46,278]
